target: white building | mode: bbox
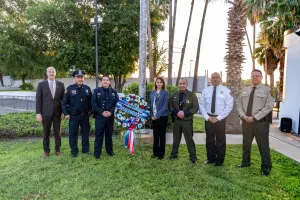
[279,26,300,134]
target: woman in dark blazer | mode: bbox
[149,77,169,159]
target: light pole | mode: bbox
[90,1,102,88]
[189,59,193,77]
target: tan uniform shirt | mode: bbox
[236,83,275,121]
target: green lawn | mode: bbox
[0,138,299,199]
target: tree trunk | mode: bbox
[252,24,256,70]
[176,0,194,86]
[192,0,209,92]
[167,0,173,85]
[264,49,268,85]
[224,0,247,134]
[147,0,154,82]
[270,72,274,89]
[139,0,147,98]
[279,51,285,100]
[153,37,158,78]
[244,26,254,70]
[113,75,127,92]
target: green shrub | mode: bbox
[123,81,178,101]
[19,82,34,90]
[0,112,122,139]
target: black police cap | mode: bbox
[72,70,86,77]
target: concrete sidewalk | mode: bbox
[161,121,300,163]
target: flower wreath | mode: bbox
[114,94,150,129]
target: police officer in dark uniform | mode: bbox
[62,70,92,157]
[91,75,119,159]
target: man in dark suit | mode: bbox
[36,66,65,158]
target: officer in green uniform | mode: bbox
[169,78,199,164]
[236,69,275,176]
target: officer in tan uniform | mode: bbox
[236,69,274,176]
[169,78,199,164]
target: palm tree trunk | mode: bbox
[264,49,268,85]
[168,0,173,85]
[153,36,158,78]
[244,26,254,69]
[192,0,209,92]
[252,24,256,70]
[224,0,247,134]
[147,0,154,82]
[270,72,274,89]
[176,0,194,86]
[279,51,285,100]
[139,0,147,98]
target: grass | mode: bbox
[193,116,205,133]
[0,138,299,199]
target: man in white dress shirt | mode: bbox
[199,72,233,166]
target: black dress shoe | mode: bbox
[71,154,77,158]
[261,171,270,176]
[169,155,178,160]
[83,152,91,155]
[94,156,100,159]
[108,152,115,156]
[237,163,250,168]
[204,160,215,164]
[191,159,197,164]
[158,156,163,160]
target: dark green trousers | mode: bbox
[171,119,197,160]
[242,121,272,173]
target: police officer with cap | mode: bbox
[62,70,93,157]
[91,75,119,159]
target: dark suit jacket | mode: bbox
[36,80,65,116]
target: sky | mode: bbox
[134,0,279,82]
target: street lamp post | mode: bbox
[189,60,193,77]
[90,1,102,88]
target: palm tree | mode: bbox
[244,0,267,70]
[192,0,229,92]
[176,0,195,85]
[168,0,178,85]
[224,0,247,134]
[258,0,300,99]
[148,0,169,82]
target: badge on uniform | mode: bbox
[220,91,224,94]
[86,90,89,95]
[72,90,76,95]
[112,93,115,97]
[97,93,101,96]
[186,100,190,104]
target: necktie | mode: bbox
[246,87,257,116]
[50,81,54,98]
[211,86,216,114]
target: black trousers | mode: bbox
[69,115,90,155]
[171,119,197,160]
[242,121,272,173]
[205,119,226,165]
[94,116,114,157]
[42,115,62,153]
[152,116,168,158]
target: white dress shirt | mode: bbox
[48,79,56,98]
[199,84,233,121]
